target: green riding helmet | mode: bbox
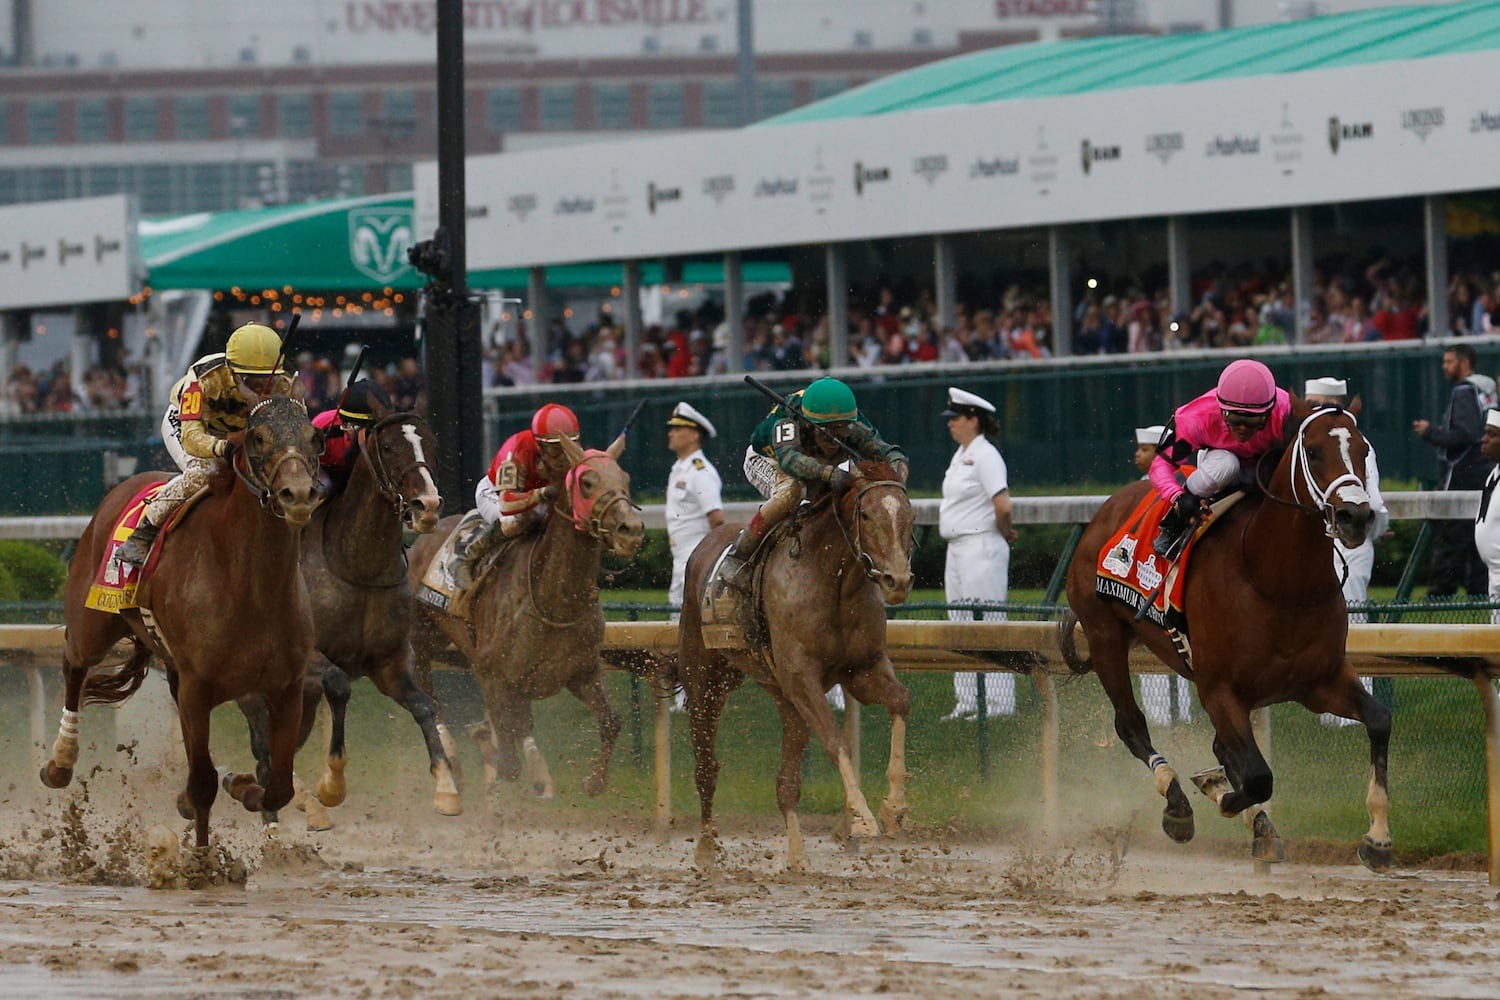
[800,377,858,424]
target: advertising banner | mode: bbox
[0,195,138,310]
[421,49,1498,269]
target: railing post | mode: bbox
[628,604,644,768]
[654,684,672,846]
[974,606,990,780]
[1473,671,1500,886]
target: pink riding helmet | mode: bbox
[1215,359,1277,413]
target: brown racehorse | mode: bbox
[677,459,915,872]
[238,409,455,829]
[1059,397,1392,870]
[408,433,644,798]
[43,394,323,848]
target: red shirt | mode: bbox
[486,429,550,515]
[312,408,352,472]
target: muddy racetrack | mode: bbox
[1,744,1498,1000]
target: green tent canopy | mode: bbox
[139,194,789,292]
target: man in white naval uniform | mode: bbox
[1305,376,1389,725]
[1474,409,1500,624]
[1133,424,1193,727]
[939,387,1019,721]
[665,402,724,712]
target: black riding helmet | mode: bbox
[337,379,392,428]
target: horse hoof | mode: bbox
[532,782,555,800]
[315,777,347,808]
[582,775,606,798]
[694,837,718,872]
[39,763,73,789]
[878,801,908,836]
[433,792,463,817]
[241,786,265,813]
[1161,810,1196,844]
[176,792,194,821]
[304,810,334,833]
[1252,834,1285,864]
[1358,836,1393,874]
[1189,767,1229,801]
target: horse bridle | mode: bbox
[232,399,322,518]
[360,412,437,523]
[561,452,638,544]
[833,478,911,583]
[1257,407,1372,539]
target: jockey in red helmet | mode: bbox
[1149,358,1292,558]
[454,403,581,589]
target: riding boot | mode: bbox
[716,517,768,594]
[115,520,161,568]
[453,522,500,592]
[1152,492,1200,560]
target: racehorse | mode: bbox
[43,393,322,848]
[677,459,915,871]
[1058,396,1392,870]
[238,409,456,829]
[408,432,644,799]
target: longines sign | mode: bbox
[344,0,721,34]
[0,196,137,311]
[420,48,1500,269]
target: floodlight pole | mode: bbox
[410,0,485,509]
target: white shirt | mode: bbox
[665,448,723,560]
[1475,465,1500,568]
[939,435,1008,540]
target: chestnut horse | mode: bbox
[678,459,915,871]
[43,394,322,848]
[1059,397,1392,870]
[408,433,644,798]
[238,409,456,829]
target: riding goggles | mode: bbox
[1221,409,1269,430]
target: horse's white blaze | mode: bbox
[1329,427,1356,477]
[1365,766,1391,844]
[401,423,440,499]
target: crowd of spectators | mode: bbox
[0,361,140,415]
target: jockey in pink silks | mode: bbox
[1148,358,1292,558]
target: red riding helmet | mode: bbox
[1215,359,1277,414]
[531,403,581,443]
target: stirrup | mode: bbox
[116,523,160,567]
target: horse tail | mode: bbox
[1055,609,1092,676]
[80,637,153,708]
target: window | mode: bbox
[228,93,261,136]
[0,102,7,145]
[0,169,19,203]
[175,96,210,140]
[188,163,228,212]
[487,88,523,133]
[382,89,416,126]
[329,91,366,137]
[539,85,576,131]
[125,96,159,141]
[27,166,68,202]
[757,79,795,119]
[702,81,741,127]
[76,98,109,142]
[592,84,631,130]
[277,92,313,137]
[85,164,124,196]
[647,82,684,129]
[26,100,60,145]
[812,78,848,101]
[139,164,174,213]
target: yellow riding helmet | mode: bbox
[225,323,285,375]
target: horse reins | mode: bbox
[833,478,909,583]
[1255,407,1371,539]
[233,399,322,518]
[361,412,437,523]
[523,452,637,628]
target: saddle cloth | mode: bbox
[85,483,168,613]
[699,515,802,651]
[1093,485,1245,640]
[415,509,512,616]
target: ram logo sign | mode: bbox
[349,207,415,283]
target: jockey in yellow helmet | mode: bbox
[115,323,300,567]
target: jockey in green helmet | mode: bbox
[716,376,908,592]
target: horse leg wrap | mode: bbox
[1148,753,1177,797]
[52,708,80,769]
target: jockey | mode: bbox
[455,403,580,587]
[311,378,391,490]
[1150,357,1292,559]
[116,322,299,567]
[717,376,908,591]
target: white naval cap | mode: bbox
[941,386,996,418]
[1304,376,1348,398]
[1135,425,1165,446]
[1488,409,1500,431]
[667,400,716,438]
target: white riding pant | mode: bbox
[143,409,214,527]
[1184,448,1253,497]
[944,532,1014,715]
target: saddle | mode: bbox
[700,500,825,651]
[85,482,208,614]
[1094,487,1246,665]
[414,509,521,618]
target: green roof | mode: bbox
[139,195,789,291]
[764,0,1500,125]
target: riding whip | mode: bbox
[333,344,370,415]
[617,398,648,440]
[270,311,302,378]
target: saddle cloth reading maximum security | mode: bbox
[85,482,168,613]
[415,509,518,617]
